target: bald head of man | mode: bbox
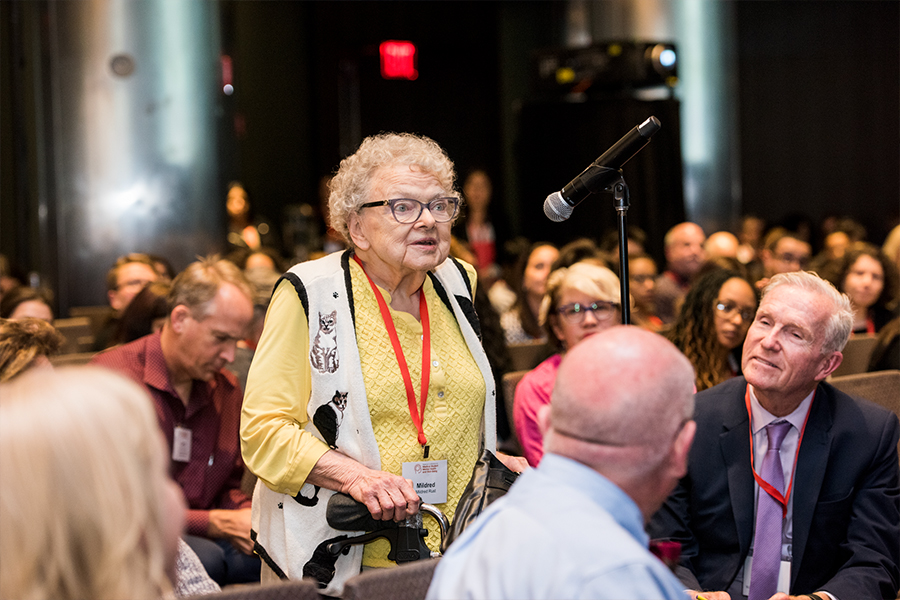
[664,222,707,280]
[541,326,697,520]
[705,231,740,261]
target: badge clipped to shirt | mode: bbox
[402,459,448,504]
[172,426,192,463]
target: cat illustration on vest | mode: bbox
[313,390,347,449]
[295,390,348,508]
[310,310,339,373]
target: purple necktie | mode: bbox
[749,421,792,600]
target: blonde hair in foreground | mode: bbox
[0,366,175,600]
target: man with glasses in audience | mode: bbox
[93,253,159,350]
[756,229,812,291]
[649,271,899,600]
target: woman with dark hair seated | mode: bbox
[499,242,559,345]
[114,281,172,345]
[827,242,898,335]
[0,286,54,322]
[666,268,758,391]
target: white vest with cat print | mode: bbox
[250,250,496,596]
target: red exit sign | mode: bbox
[380,40,418,80]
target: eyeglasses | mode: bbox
[116,278,154,291]
[714,300,756,322]
[359,197,459,224]
[774,253,810,268]
[557,301,619,324]
[630,274,656,284]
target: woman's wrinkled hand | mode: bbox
[342,469,421,521]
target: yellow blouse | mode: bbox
[241,258,485,567]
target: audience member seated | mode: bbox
[705,230,740,262]
[428,327,697,600]
[599,225,648,264]
[809,217,864,275]
[149,252,177,282]
[0,317,64,382]
[514,262,621,467]
[628,253,663,331]
[0,366,187,600]
[0,328,218,596]
[649,271,900,600]
[553,237,609,271]
[226,181,281,253]
[500,242,559,345]
[737,215,766,266]
[226,246,286,274]
[809,230,850,274]
[114,280,172,345]
[755,227,811,290]
[667,268,758,392]
[825,242,898,335]
[0,285,54,321]
[91,256,260,585]
[94,253,159,350]
[454,168,501,284]
[655,222,707,324]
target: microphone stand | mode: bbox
[592,167,631,325]
[613,178,631,325]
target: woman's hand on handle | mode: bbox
[307,449,421,521]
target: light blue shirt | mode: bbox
[427,453,690,600]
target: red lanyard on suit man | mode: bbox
[745,386,814,518]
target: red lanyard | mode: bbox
[745,386,814,518]
[353,255,431,454]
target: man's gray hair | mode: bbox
[167,256,253,320]
[762,271,853,354]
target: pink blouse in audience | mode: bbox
[513,354,563,467]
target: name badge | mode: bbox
[402,459,448,504]
[172,426,192,463]
[742,554,791,596]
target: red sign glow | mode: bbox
[380,41,418,80]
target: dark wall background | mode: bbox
[221,1,510,235]
[3,1,898,297]
[736,0,900,246]
[220,0,898,268]
[516,98,684,264]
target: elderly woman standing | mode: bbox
[241,133,516,593]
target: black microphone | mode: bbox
[543,116,661,222]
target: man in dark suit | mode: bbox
[649,271,899,600]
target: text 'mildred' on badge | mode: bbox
[402,459,448,504]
